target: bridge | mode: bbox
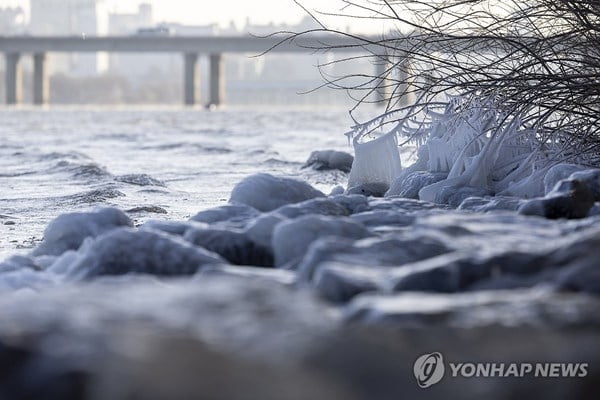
[0,35,393,106]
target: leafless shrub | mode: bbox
[282,0,600,164]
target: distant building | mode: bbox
[108,3,153,35]
[0,6,25,35]
[29,0,109,76]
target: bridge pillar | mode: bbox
[33,53,49,105]
[5,53,22,105]
[375,58,392,105]
[209,53,224,107]
[183,53,198,106]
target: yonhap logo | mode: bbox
[412,351,588,388]
[414,352,445,388]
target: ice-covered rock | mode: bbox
[343,289,600,327]
[555,257,600,294]
[569,169,600,200]
[308,229,596,302]
[458,196,525,212]
[350,210,415,229]
[184,227,273,267]
[589,203,600,216]
[0,255,57,291]
[328,194,371,214]
[190,204,260,229]
[312,262,382,303]
[53,228,225,279]
[445,186,491,208]
[420,182,490,207]
[297,233,453,282]
[271,198,349,219]
[497,168,548,199]
[519,179,595,219]
[32,208,133,257]
[328,185,345,196]
[0,255,42,273]
[368,197,443,213]
[244,214,286,249]
[385,171,447,199]
[386,224,600,293]
[543,164,586,195]
[140,220,208,236]
[242,198,356,253]
[229,173,324,212]
[346,182,389,197]
[0,269,58,291]
[388,250,550,293]
[199,265,297,286]
[272,215,371,268]
[302,150,354,173]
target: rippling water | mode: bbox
[0,107,368,258]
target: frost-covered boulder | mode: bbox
[54,228,225,279]
[271,198,349,219]
[350,210,416,229]
[184,227,273,267]
[458,196,525,212]
[190,204,260,229]
[32,208,133,257]
[312,262,382,303]
[199,265,297,286]
[386,171,447,199]
[555,257,600,294]
[140,220,208,236]
[343,289,600,327]
[388,250,550,293]
[302,150,354,173]
[547,227,600,293]
[426,184,490,208]
[368,197,443,213]
[588,203,600,216]
[519,179,595,219]
[229,173,324,212]
[446,186,490,208]
[328,185,345,196]
[244,214,286,250]
[497,168,548,199]
[328,194,371,214]
[297,233,453,282]
[0,255,42,273]
[272,215,371,268]
[543,164,586,195]
[569,169,600,200]
[0,269,57,291]
[346,182,389,197]
[242,198,354,252]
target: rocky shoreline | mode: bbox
[2,151,600,399]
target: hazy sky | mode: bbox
[111,0,307,27]
[3,0,388,32]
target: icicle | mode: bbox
[347,131,402,189]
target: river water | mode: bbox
[0,107,369,259]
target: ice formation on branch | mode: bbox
[347,98,585,202]
[347,131,402,191]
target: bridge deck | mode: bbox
[0,35,380,54]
